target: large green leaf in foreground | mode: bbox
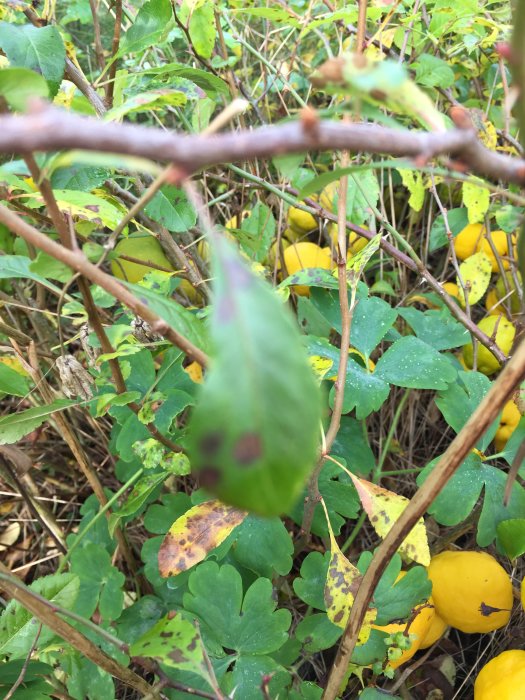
[188,237,321,515]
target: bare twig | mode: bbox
[1,106,525,184]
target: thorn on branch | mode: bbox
[448,105,475,130]
[300,106,320,141]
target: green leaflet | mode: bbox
[188,237,321,516]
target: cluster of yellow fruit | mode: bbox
[111,234,201,304]
[373,550,517,695]
[448,223,519,379]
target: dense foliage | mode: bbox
[0,1,524,699]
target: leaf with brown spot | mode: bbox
[322,500,376,643]
[158,499,247,577]
[347,473,430,566]
[129,612,212,684]
[456,251,492,306]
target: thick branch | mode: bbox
[2,106,525,184]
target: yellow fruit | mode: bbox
[225,210,251,230]
[428,551,513,633]
[287,205,318,233]
[495,272,522,315]
[462,314,515,376]
[474,650,525,700]
[372,571,434,669]
[454,223,485,260]
[478,230,513,272]
[373,605,434,669]
[184,361,203,384]
[282,242,333,296]
[283,226,304,243]
[267,238,290,268]
[485,288,503,315]
[320,181,337,212]
[111,235,173,283]
[443,282,460,300]
[328,223,368,255]
[418,611,448,649]
[454,224,514,272]
[494,400,521,452]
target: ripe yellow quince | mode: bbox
[462,314,515,376]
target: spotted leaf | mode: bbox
[308,355,333,383]
[129,612,212,684]
[323,501,377,643]
[188,237,322,515]
[348,475,430,566]
[462,178,490,224]
[456,252,492,306]
[158,499,247,577]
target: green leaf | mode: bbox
[0,67,49,111]
[228,655,291,700]
[295,614,341,653]
[120,282,208,352]
[0,400,75,445]
[337,358,390,419]
[417,452,525,546]
[122,0,173,54]
[188,238,321,516]
[23,190,124,230]
[188,0,216,59]
[144,186,197,233]
[0,23,65,96]
[398,307,470,350]
[429,207,469,252]
[397,168,424,212]
[106,88,195,121]
[144,492,192,534]
[183,562,291,654]
[130,612,212,682]
[496,205,524,234]
[289,461,360,538]
[29,252,74,283]
[374,337,457,389]
[293,551,331,610]
[0,573,79,658]
[496,519,525,559]
[360,688,401,700]
[231,515,293,577]
[109,471,166,536]
[0,255,63,294]
[64,655,114,700]
[413,54,455,88]
[350,297,397,356]
[0,362,29,397]
[236,202,275,262]
[435,370,498,451]
[50,164,109,191]
[358,553,431,625]
[115,595,165,646]
[332,417,375,477]
[138,62,229,97]
[70,544,125,621]
[280,268,339,292]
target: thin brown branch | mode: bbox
[2,106,525,184]
[0,205,208,367]
[106,0,123,108]
[322,335,525,700]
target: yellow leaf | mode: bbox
[347,475,430,566]
[158,500,247,577]
[456,252,492,306]
[462,179,490,224]
[397,169,425,212]
[322,500,377,643]
[342,233,382,292]
[184,361,204,384]
[308,355,333,383]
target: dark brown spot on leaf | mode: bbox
[233,433,262,466]
[200,432,223,457]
